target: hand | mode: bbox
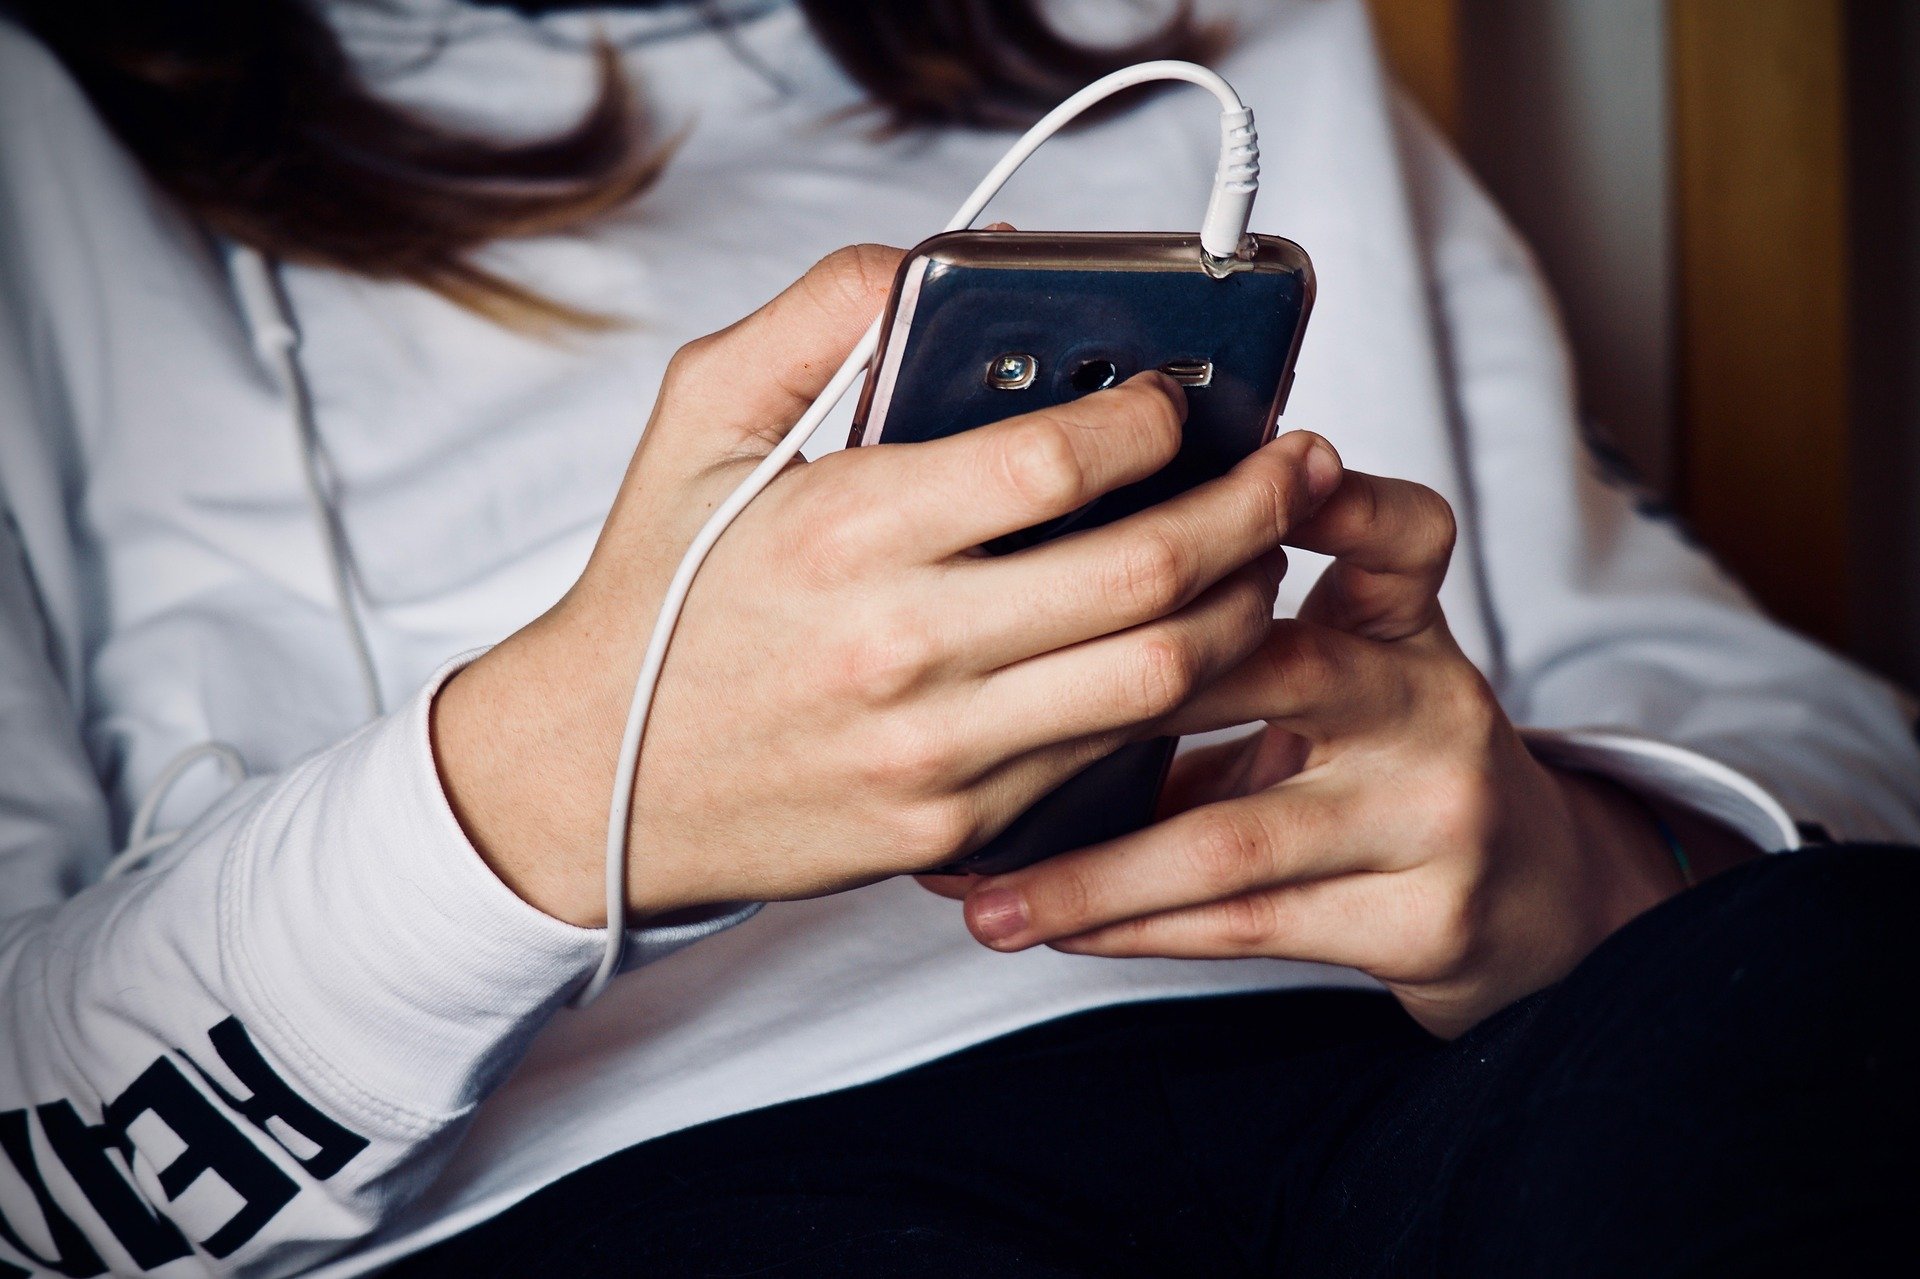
[929,457,1754,1037]
[431,245,1345,927]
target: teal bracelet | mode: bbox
[1637,796,1696,888]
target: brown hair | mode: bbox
[11,0,1218,330]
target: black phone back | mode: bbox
[851,231,1313,874]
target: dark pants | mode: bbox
[393,846,1919,1277]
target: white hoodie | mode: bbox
[0,1,1915,1274]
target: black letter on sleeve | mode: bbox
[36,1101,191,1270]
[188,1018,368,1180]
[0,1109,106,1277]
[106,1061,297,1259]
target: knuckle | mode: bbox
[1097,915,1153,952]
[789,505,860,587]
[811,243,899,315]
[1037,865,1097,933]
[1242,449,1300,537]
[836,620,941,706]
[1404,876,1482,979]
[1256,620,1323,699]
[1109,528,1191,618]
[661,333,721,393]
[997,419,1086,516]
[1346,469,1386,538]
[1418,761,1499,853]
[809,469,891,544]
[1130,633,1202,718]
[1183,808,1268,895]
[862,717,958,794]
[892,796,978,864]
[1409,485,1459,566]
[1116,379,1186,457]
[1431,665,1501,745]
[1230,571,1279,637]
[1215,892,1279,951]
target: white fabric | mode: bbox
[0,1,1914,1274]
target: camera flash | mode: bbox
[986,353,1038,390]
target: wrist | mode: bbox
[430,625,614,928]
[1550,765,1688,944]
[1400,762,1681,1037]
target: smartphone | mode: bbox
[849,230,1315,875]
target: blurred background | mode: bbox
[1367,0,1918,692]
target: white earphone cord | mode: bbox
[574,60,1260,1006]
[100,247,387,884]
[232,248,388,724]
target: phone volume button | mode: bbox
[1276,369,1297,416]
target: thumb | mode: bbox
[650,243,903,461]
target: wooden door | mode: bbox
[1370,0,1854,644]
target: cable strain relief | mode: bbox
[230,246,300,367]
[1200,105,1260,261]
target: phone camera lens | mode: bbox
[987,353,1039,390]
[1071,359,1119,393]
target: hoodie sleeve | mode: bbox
[1399,101,1920,848]
[0,517,748,1278]
[0,637,584,1276]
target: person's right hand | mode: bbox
[431,245,1342,928]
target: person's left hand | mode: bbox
[923,448,1721,1038]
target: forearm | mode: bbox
[0,673,600,1276]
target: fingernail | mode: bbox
[968,887,1028,945]
[1303,436,1342,507]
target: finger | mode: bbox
[960,782,1359,951]
[1157,619,1403,740]
[1046,875,1380,970]
[966,560,1281,755]
[891,728,1133,875]
[656,243,904,456]
[915,872,972,900]
[861,372,1189,558]
[1155,729,1311,818]
[944,429,1339,667]
[1289,468,1457,641]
